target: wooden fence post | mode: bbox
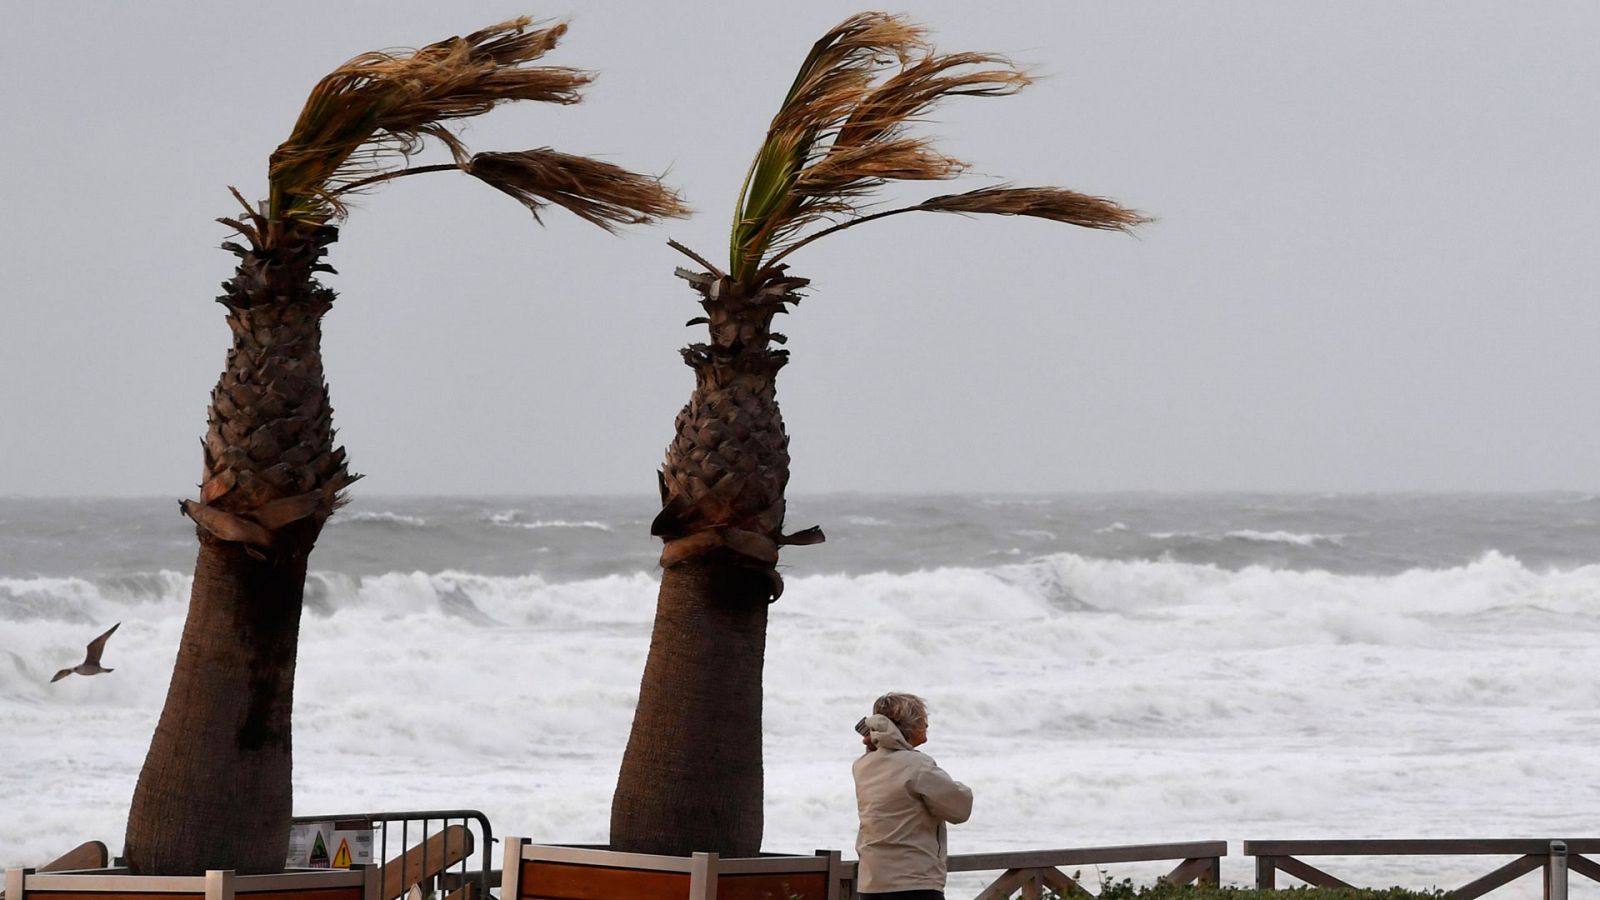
[204,870,235,900]
[1255,856,1276,890]
[5,868,35,900]
[688,852,718,900]
[499,837,527,900]
[815,850,844,900]
[1547,841,1568,900]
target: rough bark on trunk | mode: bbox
[123,538,309,874]
[124,218,351,874]
[611,267,823,856]
[609,558,771,857]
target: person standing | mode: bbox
[853,692,974,900]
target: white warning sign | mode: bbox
[287,820,374,869]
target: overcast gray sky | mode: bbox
[2,1,1597,496]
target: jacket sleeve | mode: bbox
[909,761,973,824]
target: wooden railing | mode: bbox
[840,840,1225,899]
[1243,839,1600,899]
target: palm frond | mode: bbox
[465,149,689,231]
[267,17,590,223]
[916,186,1151,230]
[729,14,1146,282]
[730,12,928,280]
[762,185,1149,270]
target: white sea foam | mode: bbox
[1225,529,1345,546]
[338,511,429,527]
[494,518,612,532]
[1149,529,1344,547]
[1094,521,1130,534]
[4,553,1597,898]
[486,509,612,531]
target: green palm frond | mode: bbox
[730,12,928,280]
[267,17,589,223]
[728,12,1145,283]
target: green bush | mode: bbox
[1022,877,1446,899]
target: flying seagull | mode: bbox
[51,622,120,683]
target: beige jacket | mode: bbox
[852,714,974,894]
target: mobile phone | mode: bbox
[853,717,870,736]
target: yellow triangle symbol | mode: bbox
[332,838,352,869]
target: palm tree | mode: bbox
[124,18,685,876]
[610,12,1146,857]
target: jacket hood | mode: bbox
[864,713,914,752]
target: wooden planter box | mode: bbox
[5,866,377,900]
[503,839,845,900]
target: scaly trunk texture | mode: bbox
[125,220,354,874]
[611,268,823,856]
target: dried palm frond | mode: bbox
[268,17,590,224]
[915,186,1150,229]
[730,12,928,279]
[731,13,1037,280]
[763,185,1150,268]
[466,149,689,231]
[728,12,1146,282]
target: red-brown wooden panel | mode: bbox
[716,872,827,900]
[245,888,363,900]
[30,893,193,900]
[519,861,688,900]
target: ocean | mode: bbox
[2,493,1597,897]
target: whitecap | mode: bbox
[1224,529,1345,547]
[504,520,612,532]
[339,511,428,527]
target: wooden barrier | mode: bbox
[837,840,1225,899]
[1243,838,1600,899]
[503,839,845,900]
[3,866,377,900]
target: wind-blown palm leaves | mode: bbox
[612,12,1145,858]
[267,17,684,229]
[726,11,1146,282]
[651,9,1147,601]
[126,18,683,876]
[186,15,686,562]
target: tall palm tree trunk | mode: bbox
[125,220,352,874]
[610,559,771,857]
[611,270,821,856]
[124,540,309,874]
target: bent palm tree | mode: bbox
[611,12,1146,857]
[125,19,684,876]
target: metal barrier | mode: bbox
[840,840,1226,899]
[292,810,496,900]
[1243,838,1600,899]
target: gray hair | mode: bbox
[872,692,928,734]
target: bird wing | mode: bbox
[84,622,120,666]
[51,668,74,683]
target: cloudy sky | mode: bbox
[2,1,1596,495]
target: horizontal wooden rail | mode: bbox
[842,840,1225,899]
[1244,838,1600,900]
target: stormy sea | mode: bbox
[3,493,1596,897]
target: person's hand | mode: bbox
[861,734,876,750]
